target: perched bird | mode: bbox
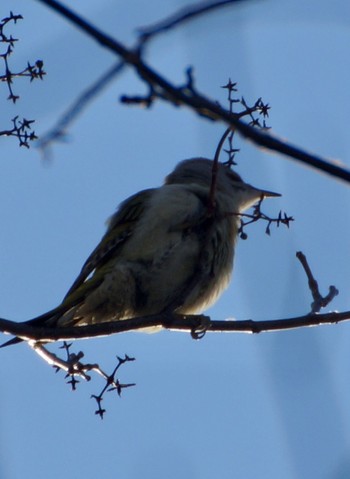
[3,158,279,345]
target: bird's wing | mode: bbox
[0,189,157,346]
[0,186,211,347]
[63,188,156,299]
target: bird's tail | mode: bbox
[1,335,26,347]
[1,274,93,347]
[0,304,69,348]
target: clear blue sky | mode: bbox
[1,1,350,478]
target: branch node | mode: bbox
[190,315,211,340]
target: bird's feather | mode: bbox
[63,188,156,298]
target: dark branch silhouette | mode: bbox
[0,12,45,146]
[31,340,135,418]
[37,1,244,154]
[1,309,349,344]
[35,0,350,184]
[0,116,38,147]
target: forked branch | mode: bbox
[35,0,350,184]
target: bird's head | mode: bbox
[165,158,280,213]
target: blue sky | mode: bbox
[1,1,350,478]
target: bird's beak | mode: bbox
[247,184,281,200]
[258,189,281,198]
[239,184,281,212]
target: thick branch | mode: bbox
[1,310,350,344]
[35,0,350,184]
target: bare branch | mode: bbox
[90,354,135,419]
[238,200,293,239]
[138,0,246,43]
[1,309,350,345]
[0,13,44,146]
[30,341,135,417]
[35,0,350,184]
[0,116,38,147]
[37,2,244,153]
[0,27,45,103]
[296,251,339,313]
[30,340,92,380]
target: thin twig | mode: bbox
[138,0,245,43]
[0,116,37,147]
[37,61,125,157]
[29,341,135,417]
[29,341,92,380]
[91,354,135,418]
[207,127,231,212]
[296,251,339,313]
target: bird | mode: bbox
[2,158,279,346]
